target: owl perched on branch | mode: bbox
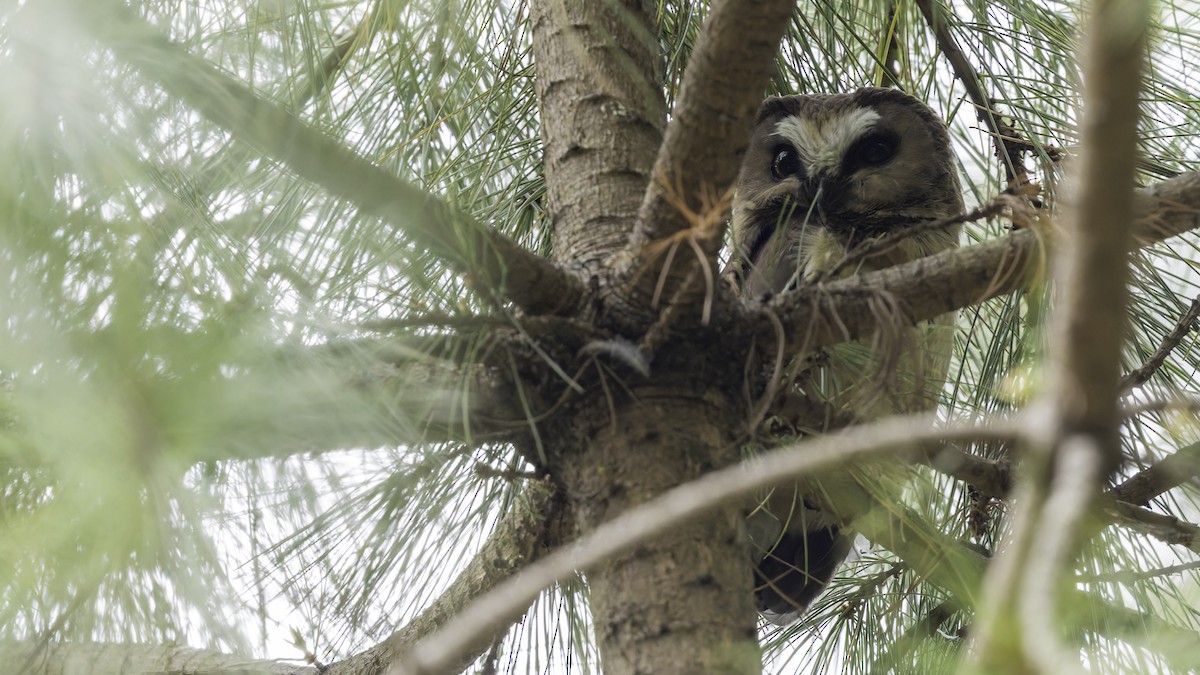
[729,88,963,624]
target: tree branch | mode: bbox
[390,415,1018,675]
[183,340,532,464]
[1110,440,1200,505]
[920,441,1012,497]
[1107,501,1200,553]
[1016,439,1105,674]
[915,0,1036,187]
[1081,560,1200,584]
[970,0,1148,669]
[74,0,583,317]
[0,641,313,675]
[529,0,666,271]
[328,481,570,675]
[920,434,1200,513]
[918,425,1200,508]
[1040,0,1144,461]
[754,170,1200,359]
[617,0,797,325]
[1120,294,1200,390]
[633,0,795,246]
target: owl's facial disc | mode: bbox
[774,107,881,176]
[766,113,916,241]
[729,89,964,296]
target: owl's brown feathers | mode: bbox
[734,88,963,624]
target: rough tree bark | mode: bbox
[525,1,786,672]
[557,372,758,674]
[530,0,665,275]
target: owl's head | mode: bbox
[730,88,964,296]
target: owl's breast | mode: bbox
[797,227,849,280]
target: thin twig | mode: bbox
[746,307,787,434]
[1120,294,1200,389]
[1108,501,1200,553]
[1109,440,1200,505]
[841,563,905,614]
[1080,559,1200,584]
[474,462,540,482]
[874,2,905,88]
[294,12,371,106]
[915,0,1035,188]
[819,200,1007,282]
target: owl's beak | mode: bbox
[799,178,834,227]
[807,176,853,235]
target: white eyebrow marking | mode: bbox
[773,108,880,176]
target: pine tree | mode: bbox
[3,1,1200,674]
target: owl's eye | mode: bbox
[770,145,801,181]
[849,132,900,169]
[860,139,897,165]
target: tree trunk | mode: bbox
[557,352,760,675]
[528,1,770,671]
[529,0,665,273]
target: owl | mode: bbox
[731,88,964,624]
